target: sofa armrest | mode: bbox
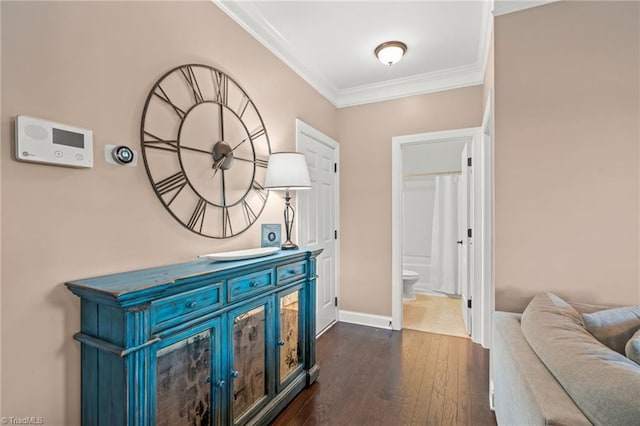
[492,312,592,426]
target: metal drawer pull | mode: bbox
[186,301,198,309]
[277,340,285,346]
[215,380,225,388]
[287,269,295,275]
[249,281,259,288]
[230,370,239,378]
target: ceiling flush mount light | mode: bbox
[374,41,407,66]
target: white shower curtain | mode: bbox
[430,175,460,295]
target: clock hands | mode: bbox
[227,138,248,155]
[179,133,250,170]
[211,155,227,179]
[210,138,250,178]
[219,104,224,142]
[211,162,222,179]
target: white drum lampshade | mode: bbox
[264,152,311,190]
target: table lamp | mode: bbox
[264,152,311,250]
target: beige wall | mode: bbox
[1,1,337,423]
[5,0,640,422]
[338,86,483,316]
[494,1,640,312]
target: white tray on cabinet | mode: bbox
[198,247,280,262]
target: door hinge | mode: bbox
[334,297,338,307]
[334,163,337,173]
[467,228,472,238]
[467,157,472,167]
[467,299,472,309]
[334,230,338,240]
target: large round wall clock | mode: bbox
[140,64,271,238]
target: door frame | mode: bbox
[459,143,472,335]
[391,126,493,348]
[295,119,340,336]
[480,91,495,349]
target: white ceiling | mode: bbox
[215,1,555,108]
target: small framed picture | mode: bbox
[261,224,281,248]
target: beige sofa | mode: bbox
[492,293,640,426]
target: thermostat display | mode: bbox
[53,128,85,149]
[16,115,93,168]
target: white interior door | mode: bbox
[459,144,472,334]
[296,120,339,335]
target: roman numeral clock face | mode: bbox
[140,64,271,238]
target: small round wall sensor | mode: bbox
[112,145,134,165]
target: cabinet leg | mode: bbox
[306,364,320,385]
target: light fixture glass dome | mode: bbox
[375,41,407,66]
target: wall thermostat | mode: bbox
[15,115,93,168]
[112,145,134,164]
[105,144,137,167]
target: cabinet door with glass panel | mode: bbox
[276,284,305,391]
[228,297,274,426]
[154,318,222,426]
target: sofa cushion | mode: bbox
[521,293,640,426]
[627,328,640,365]
[493,312,592,426]
[582,305,640,354]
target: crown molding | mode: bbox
[493,0,558,17]
[336,63,485,107]
[214,0,341,105]
[214,0,493,108]
[338,0,493,107]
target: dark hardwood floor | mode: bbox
[272,323,496,426]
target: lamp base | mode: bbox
[281,190,298,250]
[281,240,299,250]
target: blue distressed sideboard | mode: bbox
[66,248,322,426]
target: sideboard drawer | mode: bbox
[277,261,306,284]
[229,269,274,302]
[152,283,223,328]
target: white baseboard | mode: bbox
[414,285,446,296]
[338,310,393,329]
[316,320,337,338]
[413,285,462,298]
[489,379,495,411]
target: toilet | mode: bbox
[402,269,420,301]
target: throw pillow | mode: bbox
[521,292,640,426]
[582,305,640,354]
[626,328,640,365]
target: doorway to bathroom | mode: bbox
[391,126,493,347]
[400,138,468,338]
